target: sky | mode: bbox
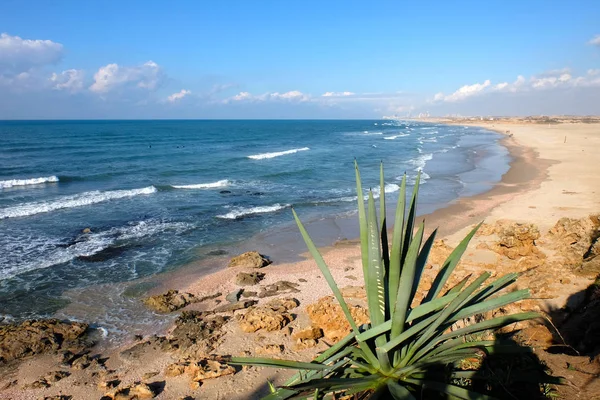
[1,0,599,119]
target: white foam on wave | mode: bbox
[383,134,410,140]
[248,148,310,160]
[0,186,157,219]
[217,203,289,219]
[172,180,229,189]
[363,131,383,135]
[0,176,59,189]
[409,152,434,171]
[0,219,192,280]
[318,183,399,205]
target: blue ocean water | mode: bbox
[0,120,509,341]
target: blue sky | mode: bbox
[1,0,599,118]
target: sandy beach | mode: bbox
[2,119,599,399]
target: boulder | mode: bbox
[228,251,271,268]
[0,319,88,363]
[225,289,243,303]
[105,382,157,400]
[258,281,300,298]
[213,300,257,313]
[306,296,370,342]
[238,298,298,333]
[546,215,600,273]
[143,290,196,313]
[186,359,235,382]
[235,271,265,286]
[292,326,323,341]
[169,312,230,357]
[496,222,544,260]
[256,344,284,355]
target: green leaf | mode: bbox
[402,171,421,264]
[423,222,482,302]
[366,191,385,326]
[387,380,416,400]
[228,357,330,370]
[388,173,407,314]
[355,160,369,283]
[420,380,498,400]
[411,229,437,301]
[379,162,390,275]
[391,222,425,338]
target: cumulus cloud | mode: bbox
[49,69,84,92]
[432,69,600,104]
[589,35,600,46]
[436,80,491,102]
[167,89,191,102]
[89,61,163,93]
[0,33,63,73]
[322,91,355,97]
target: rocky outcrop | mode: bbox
[235,271,265,286]
[143,290,197,313]
[164,358,235,385]
[496,222,544,260]
[102,382,157,400]
[213,300,257,313]
[238,298,299,333]
[306,296,370,342]
[228,251,271,268]
[546,215,600,275]
[0,319,88,363]
[257,280,300,298]
[24,370,70,389]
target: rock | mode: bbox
[196,292,222,303]
[107,382,157,399]
[225,289,243,303]
[428,240,455,267]
[186,359,235,381]
[45,370,70,383]
[142,371,159,380]
[165,362,187,377]
[228,251,271,268]
[82,227,92,234]
[238,298,298,333]
[546,215,600,274]
[258,281,301,298]
[77,245,130,262]
[256,344,284,355]
[70,353,92,370]
[294,338,318,350]
[169,312,230,357]
[99,379,121,390]
[44,396,72,400]
[298,278,308,282]
[24,378,51,389]
[213,300,257,313]
[241,290,257,298]
[306,296,370,342]
[292,326,323,341]
[143,290,196,313]
[478,221,546,261]
[0,319,88,363]
[235,271,265,286]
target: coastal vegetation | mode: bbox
[229,162,559,399]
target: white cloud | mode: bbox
[49,69,84,92]
[223,90,310,103]
[0,33,63,73]
[322,91,355,97]
[167,89,191,102]
[89,61,163,93]
[589,35,600,46]
[436,80,491,102]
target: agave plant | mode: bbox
[229,161,555,399]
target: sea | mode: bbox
[0,119,509,344]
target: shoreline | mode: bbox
[2,120,599,399]
[146,123,541,315]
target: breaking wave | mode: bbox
[172,180,229,189]
[0,186,157,219]
[0,176,59,189]
[217,203,290,219]
[248,147,310,160]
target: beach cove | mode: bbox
[1,119,599,399]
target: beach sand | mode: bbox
[2,120,599,399]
